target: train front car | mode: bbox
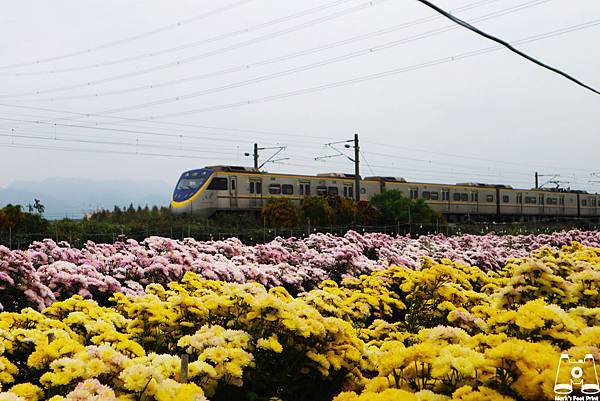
[170,168,216,217]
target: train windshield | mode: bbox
[173,168,213,201]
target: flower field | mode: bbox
[0,230,598,401]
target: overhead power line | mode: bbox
[19,0,550,109]
[0,0,254,69]
[89,19,599,122]
[0,0,501,99]
[415,0,600,96]
[0,19,597,143]
[5,17,593,134]
[0,0,389,79]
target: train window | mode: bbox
[282,184,294,195]
[559,197,565,205]
[430,192,439,200]
[343,187,348,198]
[502,195,509,203]
[410,188,418,199]
[592,199,597,207]
[207,177,228,190]
[582,199,588,206]
[442,189,449,201]
[422,191,431,200]
[256,182,262,194]
[316,186,327,196]
[299,185,304,196]
[269,184,281,194]
[231,179,236,191]
[361,187,366,194]
[539,195,544,204]
[453,193,461,201]
[525,196,536,204]
[249,182,255,194]
[471,192,478,202]
[486,195,494,203]
[461,193,469,202]
[516,194,523,204]
[327,186,339,196]
[348,186,354,198]
[546,197,557,205]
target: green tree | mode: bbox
[369,190,443,225]
[1,204,25,230]
[356,200,382,225]
[262,198,299,228]
[33,199,45,214]
[300,197,334,226]
[328,196,358,225]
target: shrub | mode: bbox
[261,198,299,228]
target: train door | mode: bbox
[249,178,262,209]
[557,195,565,216]
[442,188,450,214]
[229,176,238,208]
[299,180,311,197]
[559,195,565,216]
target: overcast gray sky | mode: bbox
[1,0,599,193]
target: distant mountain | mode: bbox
[0,177,173,219]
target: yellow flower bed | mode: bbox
[0,242,597,401]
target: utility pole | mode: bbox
[253,143,259,169]
[314,133,361,202]
[354,133,360,202]
[535,172,539,189]
[245,144,288,169]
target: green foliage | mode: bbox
[356,201,382,226]
[0,203,48,233]
[331,197,358,225]
[300,197,334,226]
[369,190,443,225]
[262,198,299,228]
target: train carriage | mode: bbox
[171,165,599,221]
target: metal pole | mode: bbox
[354,133,360,202]
[253,143,259,169]
[535,172,539,188]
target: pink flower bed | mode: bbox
[1,229,599,312]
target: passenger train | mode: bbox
[170,165,599,220]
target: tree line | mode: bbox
[0,190,444,248]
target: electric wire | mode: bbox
[0,0,391,85]
[0,125,584,183]
[0,0,503,99]
[0,0,374,76]
[0,0,254,69]
[40,0,551,115]
[1,18,598,178]
[61,19,596,124]
[416,0,600,95]
[6,17,594,132]
[116,20,600,120]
